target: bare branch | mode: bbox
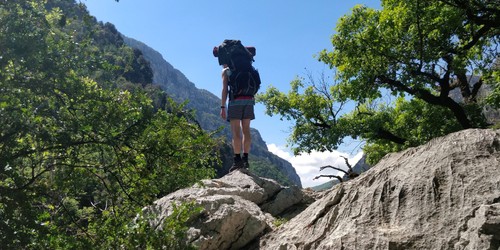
[320,165,349,175]
[471,78,483,102]
[339,156,353,172]
[313,174,343,183]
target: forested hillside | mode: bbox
[0,0,304,248]
[0,1,220,248]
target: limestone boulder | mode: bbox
[144,169,311,250]
[259,129,500,249]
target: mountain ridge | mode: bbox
[123,36,302,187]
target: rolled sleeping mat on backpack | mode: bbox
[213,46,256,57]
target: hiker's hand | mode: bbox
[220,108,226,120]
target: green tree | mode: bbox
[1,0,219,248]
[259,0,499,164]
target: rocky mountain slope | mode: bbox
[123,37,302,187]
[260,128,500,249]
[145,129,500,249]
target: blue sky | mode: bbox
[83,0,380,187]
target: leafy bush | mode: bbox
[0,1,219,248]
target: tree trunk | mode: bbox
[376,128,407,145]
[378,75,473,129]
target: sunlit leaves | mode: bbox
[1,0,219,248]
[258,75,352,155]
[358,98,463,163]
[324,0,498,99]
[260,0,498,167]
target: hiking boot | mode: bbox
[242,158,249,169]
[229,159,244,172]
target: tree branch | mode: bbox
[376,128,407,145]
[377,74,472,128]
[316,160,360,182]
[340,156,353,172]
[313,174,343,183]
[471,78,483,102]
[446,21,497,55]
[438,0,500,28]
[320,165,348,175]
[354,108,408,145]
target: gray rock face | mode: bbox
[143,170,313,250]
[259,129,500,249]
[145,129,500,250]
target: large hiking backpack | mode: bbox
[214,39,261,97]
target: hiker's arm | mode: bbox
[220,69,228,119]
[221,71,228,105]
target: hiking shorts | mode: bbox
[227,101,255,121]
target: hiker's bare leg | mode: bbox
[230,119,242,155]
[241,119,251,154]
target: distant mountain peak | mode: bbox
[123,36,302,187]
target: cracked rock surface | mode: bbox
[259,129,500,249]
[143,169,312,250]
[144,129,500,250]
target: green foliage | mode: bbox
[1,0,219,248]
[259,0,498,164]
[272,217,289,228]
[124,33,303,187]
[354,98,463,164]
[318,0,498,128]
[485,59,500,108]
[250,158,295,187]
[257,76,352,155]
[90,202,201,250]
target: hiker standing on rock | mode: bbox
[214,40,261,172]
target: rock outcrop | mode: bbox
[143,170,313,250]
[146,129,500,249]
[260,129,500,249]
